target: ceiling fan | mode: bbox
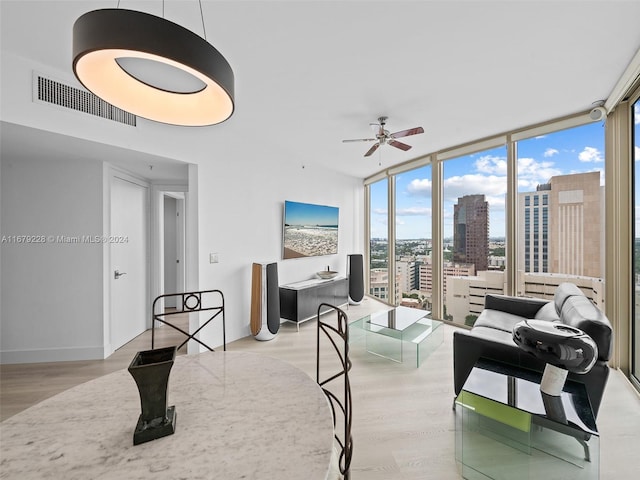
[342,116,424,157]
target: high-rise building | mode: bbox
[453,194,489,272]
[519,171,602,278]
[396,259,416,296]
[519,183,550,273]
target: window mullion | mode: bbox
[388,175,396,305]
[432,159,443,320]
[506,135,517,295]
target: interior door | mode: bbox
[163,195,178,307]
[110,175,149,351]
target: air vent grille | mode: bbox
[35,75,136,126]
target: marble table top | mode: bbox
[0,351,334,479]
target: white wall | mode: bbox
[0,45,365,360]
[0,139,363,361]
[0,153,105,362]
[195,154,364,349]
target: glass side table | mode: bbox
[455,358,599,480]
[349,307,443,367]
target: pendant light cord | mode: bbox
[116,0,206,40]
[199,0,207,40]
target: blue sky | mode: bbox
[371,120,610,239]
[284,200,339,226]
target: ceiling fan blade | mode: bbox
[364,143,380,157]
[342,138,376,143]
[390,127,424,139]
[388,139,412,151]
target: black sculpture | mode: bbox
[513,319,597,395]
[128,346,177,445]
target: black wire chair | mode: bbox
[151,289,226,352]
[316,303,353,479]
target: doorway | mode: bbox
[163,193,186,305]
[110,173,149,351]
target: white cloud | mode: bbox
[475,155,507,175]
[485,195,506,210]
[517,157,562,187]
[543,148,559,157]
[406,178,432,196]
[443,174,507,204]
[373,208,387,215]
[635,103,640,125]
[396,206,432,216]
[635,145,640,160]
[578,146,604,163]
[535,135,547,140]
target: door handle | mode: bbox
[114,270,127,279]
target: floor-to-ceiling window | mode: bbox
[442,146,507,326]
[364,99,638,390]
[516,122,605,308]
[365,113,607,322]
[369,178,389,301]
[395,165,432,312]
[633,96,640,387]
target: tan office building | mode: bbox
[519,171,603,279]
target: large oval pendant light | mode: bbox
[73,8,234,126]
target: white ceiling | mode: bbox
[2,0,640,181]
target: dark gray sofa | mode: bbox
[453,282,613,417]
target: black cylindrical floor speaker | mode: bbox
[250,262,280,341]
[347,254,364,305]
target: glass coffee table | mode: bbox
[349,306,443,367]
[455,358,599,479]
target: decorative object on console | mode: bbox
[72,7,234,126]
[513,319,598,396]
[283,200,339,259]
[251,262,280,341]
[317,266,339,279]
[347,254,364,305]
[128,346,177,445]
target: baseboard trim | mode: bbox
[0,345,105,364]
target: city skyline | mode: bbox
[371,121,607,239]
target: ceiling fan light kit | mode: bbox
[342,116,424,157]
[72,8,234,126]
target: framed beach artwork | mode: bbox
[282,200,339,259]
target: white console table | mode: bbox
[279,276,348,329]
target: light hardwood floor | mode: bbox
[1,297,639,479]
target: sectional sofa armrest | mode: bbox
[484,294,549,318]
